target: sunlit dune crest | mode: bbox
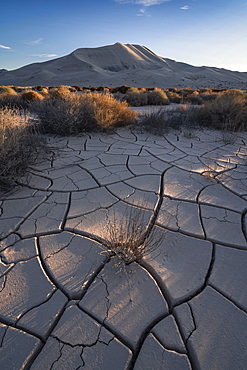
[0,42,246,88]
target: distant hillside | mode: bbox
[0,43,246,88]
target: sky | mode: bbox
[1,0,247,72]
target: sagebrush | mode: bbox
[33,92,137,134]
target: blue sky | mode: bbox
[1,0,247,72]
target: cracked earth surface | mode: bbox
[0,127,247,369]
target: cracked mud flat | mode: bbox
[0,126,247,369]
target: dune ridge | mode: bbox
[0,42,246,88]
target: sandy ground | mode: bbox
[0,126,247,369]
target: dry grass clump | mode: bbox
[33,92,137,134]
[139,105,202,135]
[0,107,45,190]
[139,108,169,135]
[203,90,247,131]
[105,205,162,265]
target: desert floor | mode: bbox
[0,123,247,369]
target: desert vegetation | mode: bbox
[122,87,170,106]
[138,89,247,135]
[33,92,137,134]
[0,107,46,190]
[1,85,246,134]
[105,204,163,265]
[0,85,246,189]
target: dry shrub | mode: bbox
[48,85,72,99]
[172,104,203,128]
[0,88,45,109]
[36,85,44,91]
[105,204,163,265]
[33,92,137,134]
[0,87,19,108]
[72,85,83,91]
[111,85,131,94]
[124,90,148,106]
[203,90,247,131]
[20,90,44,104]
[147,89,170,106]
[166,91,181,103]
[35,85,49,95]
[32,94,95,134]
[38,87,49,96]
[0,86,17,95]
[13,86,34,93]
[87,93,137,129]
[184,91,203,105]
[124,88,170,107]
[139,109,169,135]
[96,86,110,93]
[178,88,194,96]
[0,107,45,190]
[200,91,219,101]
[139,105,202,135]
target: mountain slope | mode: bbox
[0,42,246,88]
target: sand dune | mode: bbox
[0,42,246,88]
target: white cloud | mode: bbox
[25,38,43,46]
[180,5,189,10]
[137,7,151,16]
[114,0,171,16]
[30,53,57,58]
[0,44,11,49]
[114,0,170,6]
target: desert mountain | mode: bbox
[1,42,246,88]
